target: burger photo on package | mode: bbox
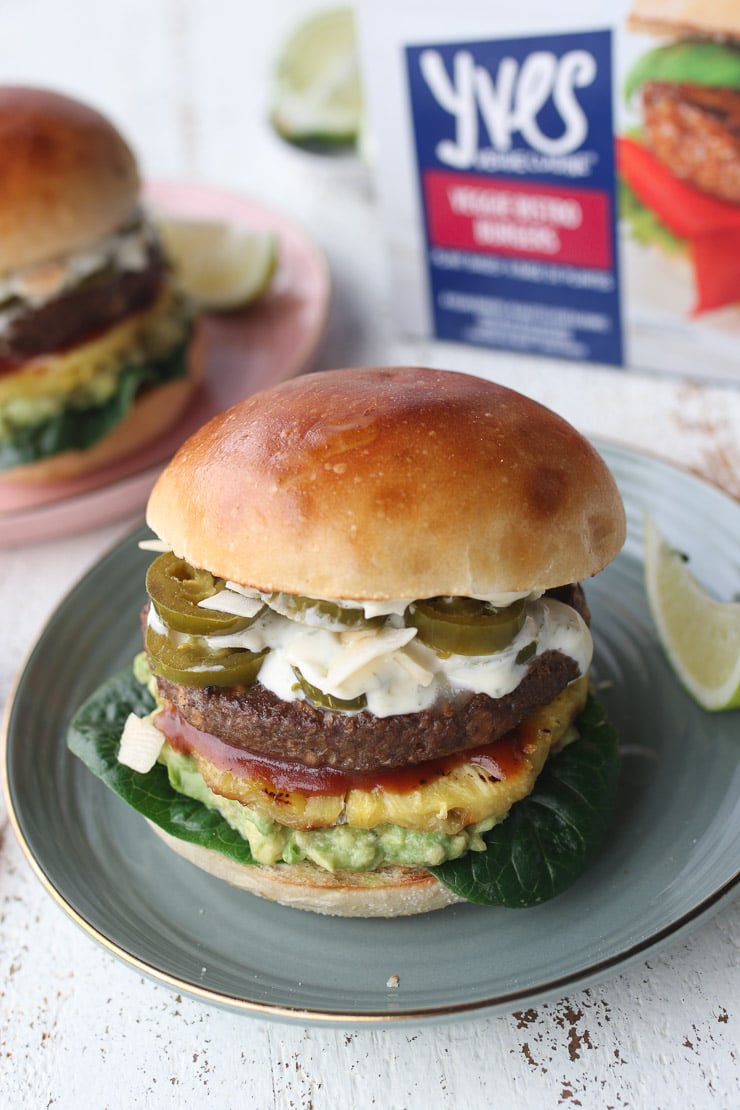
[0,86,198,482]
[619,0,740,314]
[68,367,625,918]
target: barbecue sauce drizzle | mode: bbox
[155,702,531,796]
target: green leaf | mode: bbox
[624,41,740,102]
[429,695,620,907]
[67,665,257,866]
[0,332,191,471]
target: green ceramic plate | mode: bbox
[3,442,739,1026]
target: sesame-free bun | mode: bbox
[0,86,139,277]
[149,823,463,917]
[147,366,626,599]
[627,0,740,41]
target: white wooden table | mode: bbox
[1,3,738,1106]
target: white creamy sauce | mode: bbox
[147,588,592,718]
[268,586,539,621]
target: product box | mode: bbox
[356,0,740,384]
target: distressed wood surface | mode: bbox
[1,2,739,1106]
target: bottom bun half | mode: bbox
[148,823,465,918]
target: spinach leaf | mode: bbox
[0,332,190,470]
[429,695,620,907]
[67,665,257,866]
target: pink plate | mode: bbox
[0,181,330,547]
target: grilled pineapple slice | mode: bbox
[196,763,344,829]
[346,759,534,835]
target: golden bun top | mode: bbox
[0,86,140,277]
[147,366,626,600]
[628,0,740,41]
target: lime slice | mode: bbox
[271,7,363,145]
[157,218,278,312]
[643,514,740,711]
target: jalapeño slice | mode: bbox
[406,597,526,656]
[146,627,267,688]
[516,640,538,665]
[146,551,263,635]
[269,592,381,630]
[292,666,368,712]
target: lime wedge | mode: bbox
[271,7,363,145]
[643,514,740,711]
[157,218,278,312]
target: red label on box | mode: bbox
[424,169,613,269]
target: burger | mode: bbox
[620,1,740,313]
[0,86,198,482]
[68,366,625,917]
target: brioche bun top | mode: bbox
[146,366,626,600]
[628,0,740,41]
[0,86,140,277]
